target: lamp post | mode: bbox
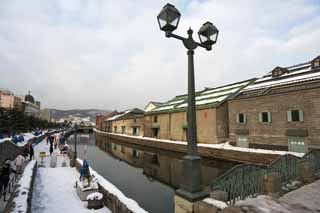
[157,3,219,201]
[74,124,78,161]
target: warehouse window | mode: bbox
[236,113,246,124]
[259,112,271,123]
[287,110,304,122]
[153,115,158,123]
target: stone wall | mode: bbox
[144,107,223,144]
[229,85,320,150]
[96,131,280,165]
[0,133,47,164]
[0,141,24,164]
[112,117,145,137]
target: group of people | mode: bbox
[46,133,64,155]
[0,155,26,198]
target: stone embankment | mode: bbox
[95,131,280,165]
[72,155,147,213]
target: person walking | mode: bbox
[14,155,25,174]
[49,144,54,156]
[29,143,34,160]
[0,159,16,200]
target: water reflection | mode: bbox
[67,133,237,213]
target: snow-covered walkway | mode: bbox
[31,140,110,213]
[235,179,320,212]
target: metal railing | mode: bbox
[211,149,320,204]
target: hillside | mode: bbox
[49,109,111,122]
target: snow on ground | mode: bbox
[11,160,37,213]
[279,179,320,211]
[0,131,47,146]
[94,129,305,157]
[0,137,11,144]
[235,195,313,212]
[203,198,228,209]
[235,180,320,212]
[78,159,148,213]
[31,140,110,213]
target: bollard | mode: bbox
[264,172,281,198]
[299,160,315,184]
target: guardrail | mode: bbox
[211,149,320,204]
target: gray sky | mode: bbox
[1,0,320,110]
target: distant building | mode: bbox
[96,111,118,131]
[40,108,51,121]
[0,89,22,110]
[22,92,40,117]
[106,108,145,136]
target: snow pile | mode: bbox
[77,179,99,191]
[198,142,305,158]
[235,194,316,212]
[11,160,37,213]
[94,129,305,158]
[87,192,103,201]
[280,179,320,211]
[203,198,228,209]
[0,137,11,144]
[77,159,148,213]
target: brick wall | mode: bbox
[229,85,320,150]
[144,107,224,144]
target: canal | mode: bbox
[67,133,238,213]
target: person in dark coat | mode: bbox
[79,159,91,186]
[49,135,54,147]
[29,143,34,160]
[0,159,16,197]
[49,144,54,156]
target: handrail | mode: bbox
[211,149,320,204]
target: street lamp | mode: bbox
[157,3,219,201]
[74,123,78,161]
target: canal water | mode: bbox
[67,133,237,213]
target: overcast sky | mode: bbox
[1,0,320,110]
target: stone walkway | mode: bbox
[31,140,110,213]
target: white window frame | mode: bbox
[287,110,304,122]
[259,112,271,123]
[236,113,247,124]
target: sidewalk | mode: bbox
[30,140,110,213]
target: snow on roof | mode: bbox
[196,88,239,100]
[242,60,319,93]
[201,81,250,94]
[244,69,320,92]
[177,95,228,108]
[151,105,175,111]
[106,109,134,121]
[148,80,252,113]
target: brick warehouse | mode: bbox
[99,55,320,153]
[229,56,320,152]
